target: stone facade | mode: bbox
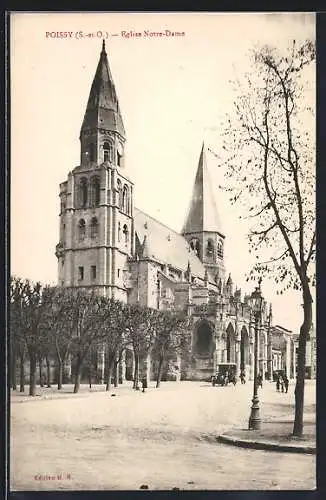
[54,42,293,383]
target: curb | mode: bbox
[217,434,316,455]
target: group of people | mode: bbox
[276,372,289,393]
[240,370,263,388]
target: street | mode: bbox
[11,379,316,490]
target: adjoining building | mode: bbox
[54,42,300,383]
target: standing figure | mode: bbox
[283,374,289,393]
[276,375,280,392]
[240,370,246,384]
[141,377,147,393]
[279,374,284,393]
[257,373,263,389]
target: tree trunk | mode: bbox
[58,360,63,390]
[114,361,119,388]
[11,345,17,390]
[45,356,51,388]
[89,364,92,389]
[156,354,165,388]
[106,358,114,391]
[292,288,313,437]
[19,355,25,392]
[73,363,82,394]
[133,354,139,389]
[29,354,37,396]
[39,358,44,387]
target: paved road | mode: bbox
[11,380,316,490]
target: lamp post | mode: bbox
[248,279,264,431]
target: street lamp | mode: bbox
[248,279,264,431]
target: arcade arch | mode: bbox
[226,323,236,363]
[195,320,213,356]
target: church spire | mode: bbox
[80,41,125,140]
[182,142,223,236]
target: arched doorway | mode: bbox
[240,326,249,371]
[226,323,236,363]
[195,320,213,356]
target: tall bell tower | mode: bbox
[56,41,134,301]
[181,142,226,284]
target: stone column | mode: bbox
[263,334,268,380]
[166,354,181,382]
[97,346,105,384]
[214,337,222,372]
[141,351,151,386]
[118,350,126,384]
[285,338,291,379]
[64,354,72,382]
[249,343,254,380]
[235,342,241,377]
[267,335,273,381]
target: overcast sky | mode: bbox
[11,12,315,333]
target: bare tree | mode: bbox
[11,278,53,396]
[40,287,76,389]
[69,290,107,394]
[152,309,190,388]
[216,40,315,436]
[100,298,127,391]
[10,276,26,391]
[124,304,157,389]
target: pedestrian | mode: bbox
[279,375,284,393]
[141,377,147,393]
[240,370,246,384]
[283,374,289,393]
[276,376,280,392]
[257,373,263,388]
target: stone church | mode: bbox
[55,41,294,383]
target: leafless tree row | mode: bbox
[10,276,191,396]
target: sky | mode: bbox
[10,12,315,333]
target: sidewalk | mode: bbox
[218,414,316,454]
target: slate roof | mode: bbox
[134,208,206,279]
[80,40,125,138]
[182,142,223,236]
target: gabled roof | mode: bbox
[182,142,223,236]
[134,208,206,279]
[80,40,125,138]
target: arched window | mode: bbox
[103,141,113,162]
[90,217,98,239]
[78,219,86,241]
[90,176,100,206]
[206,239,214,257]
[78,177,88,208]
[89,143,95,162]
[190,238,200,258]
[123,224,129,246]
[117,179,123,209]
[122,185,129,213]
[217,241,224,259]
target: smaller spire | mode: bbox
[185,261,192,282]
[101,39,106,53]
[141,235,150,258]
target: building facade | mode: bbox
[55,42,295,383]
